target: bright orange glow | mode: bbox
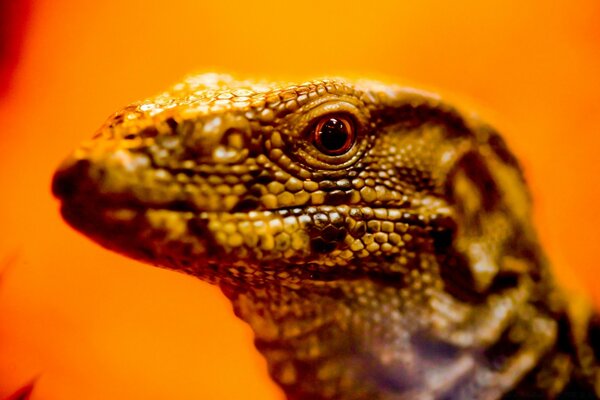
[0,1,599,399]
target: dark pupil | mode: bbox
[319,118,348,152]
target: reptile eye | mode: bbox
[312,115,355,156]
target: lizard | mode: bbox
[51,73,600,399]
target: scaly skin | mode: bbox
[52,73,600,399]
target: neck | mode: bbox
[219,271,433,399]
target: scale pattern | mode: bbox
[52,73,600,399]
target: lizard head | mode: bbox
[52,73,550,397]
[52,73,532,292]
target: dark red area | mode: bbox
[1,380,36,400]
[0,0,31,96]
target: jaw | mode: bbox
[57,194,317,284]
[59,200,207,269]
[58,200,275,285]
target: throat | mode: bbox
[218,276,435,399]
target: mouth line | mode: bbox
[58,193,197,214]
[57,197,454,286]
[59,194,452,240]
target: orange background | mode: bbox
[0,1,599,399]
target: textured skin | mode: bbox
[52,74,600,399]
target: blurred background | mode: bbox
[0,1,598,399]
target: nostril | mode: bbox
[51,158,91,200]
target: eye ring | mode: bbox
[312,114,355,156]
